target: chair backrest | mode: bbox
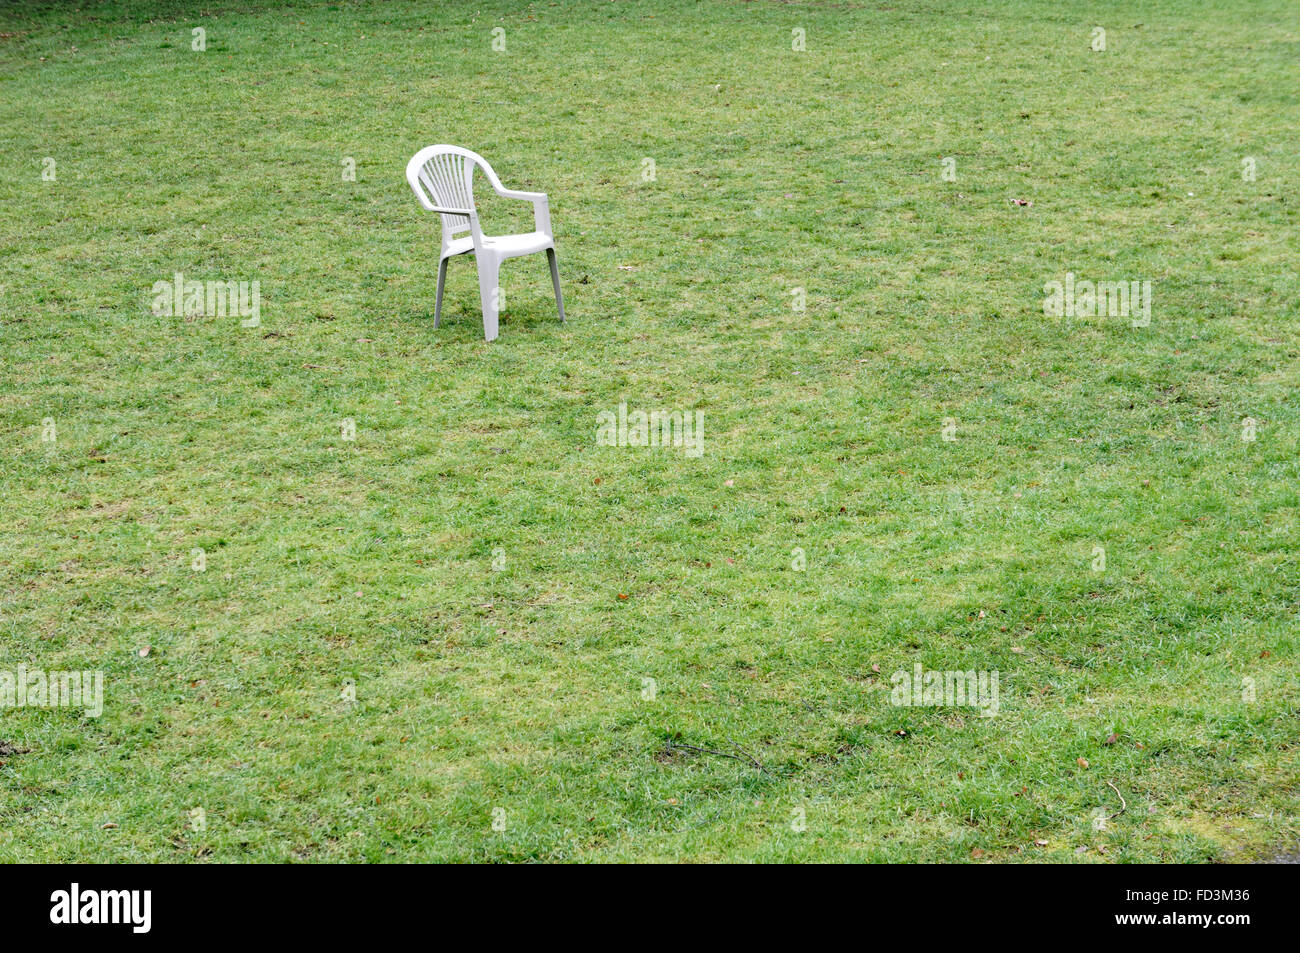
[406,145,488,239]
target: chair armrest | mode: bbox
[482,167,552,234]
[528,194,552,235]
[493,186,547,202]
[493,187,551,234]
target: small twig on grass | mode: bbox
[665,737,771,775]
[727,737,773,776]
[1106,780,1127,820]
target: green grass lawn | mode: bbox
[1,0,1298,863]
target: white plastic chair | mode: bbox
[405,145,564,342]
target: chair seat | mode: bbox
[442,231,554,260]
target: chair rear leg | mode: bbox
[434,257,449,328]
[477,256,501,342]
[547,248,565,323]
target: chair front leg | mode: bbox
[477,254,501,342]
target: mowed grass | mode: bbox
[1,0,1298,863]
